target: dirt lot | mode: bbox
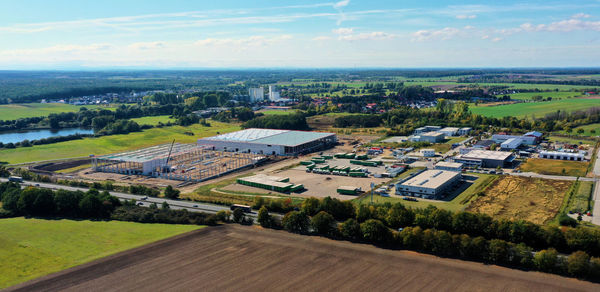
[9,225,598,292]
[223,167,390,200]
[466,176,572,224]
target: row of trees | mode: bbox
[242,113,310,131]
[257,204,600,280]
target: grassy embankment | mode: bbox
[0,121,241,164]
[519,158,589,177]
[0,217,202,289]
[0,103,114,120]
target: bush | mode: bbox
[567,251,590,277]
[360,219,391,244]
[310,211,336,236]
[339,218,362,240]
[558,213,578,227]
[257,206,272,228]
[282,211,309,234]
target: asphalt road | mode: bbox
[591,148,600,225]
[0,178,259,219]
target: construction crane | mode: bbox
[162,139,176,173]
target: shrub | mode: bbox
[282,211,309,234]
[360,219,391,244]
[310,211,336,236]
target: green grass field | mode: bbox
[259,109,299,116]
[519,158,589,177]
[353,173,497,212]
[130,115,175,126]
[0,103,114,120]
[470,98,600,118]
[0,217,202,289]
[547,135,597,144]
[0,121,241,164]
[569,181,594,213]
[497,91,582,100]
[558,123,600,137]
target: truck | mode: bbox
[8,176,23,183]
[337,186,360,195]
[230,204,252,213]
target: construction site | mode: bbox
[91,142,267,183]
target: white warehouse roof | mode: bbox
[400,170,460,189]
[200,128,336,147]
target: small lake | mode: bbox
[0,128,94,144]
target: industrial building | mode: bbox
[434,161,463,172]
[396,170,461,198]
[237,174,303,193]
[197,128,337,156]
[248,87,265,102]
[439,127,459,136]
[539,151,585,161]
[420,131,445,143]
[453,150,515,168]
[492,134,537,145]
[92,143,265,182]
[458,127,472,136]
[500,137,523,150]
[414,126,441,135]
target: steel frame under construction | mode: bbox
[91,143,266,182]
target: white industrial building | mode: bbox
[248,87,265,102]
[454,150,515,168]
[268,85,280,101]
[500,137,523,150]
[539,151,585,161]
[396,170,461,199]
[439,127,459,136]
[197,128,337,156]
[420,131,445,143]
[434,161,463,172]
[492,134,537,145]
[414,126,441,135]
[458,127,472,136]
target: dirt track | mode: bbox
[7,225,599,292]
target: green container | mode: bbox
[300,161,313,165]
[349,172,367,177]
[344,153,356,159]
[356,154,369,160]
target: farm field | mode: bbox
[130,115,175,126]
[9,225,598,292]
[0,103,113,120]
[0,121,240,164]
[470,98,600,118]
[496,91,582,100]
[466,176,572,225]
[0,217,201,289]
[547,135,597,145]
[568,181,594,213]
[519,158,589,177]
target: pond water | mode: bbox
[0,128,94,144]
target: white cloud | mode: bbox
[491,37,502,42]
[572,13,591,19]
[333,0,350,9]
[456,14,477,19]
[194,35,293,47]
[519,19,600,32]
[312,36,332,41]
[128,42,166,50]
[338,31,394,41]
[412,27,460,41]
[332,27,353,34]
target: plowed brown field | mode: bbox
[7,225,598,292]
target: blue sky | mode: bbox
[1,0,600,68]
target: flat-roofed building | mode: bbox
[458,127,472,136]
[420,131,445,143]
[198,128,337,156]
[414,125,441,135]
[453,149,515,168]
[500,137,523,150]
[539,151,585,161]
[492,134,537,145]
[434,161,463,172]
[396,170,461,199]
[439,127,459,136]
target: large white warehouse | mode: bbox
[198,128,337,156]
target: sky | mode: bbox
[1,0,600,69]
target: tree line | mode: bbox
[255,197,600,280]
